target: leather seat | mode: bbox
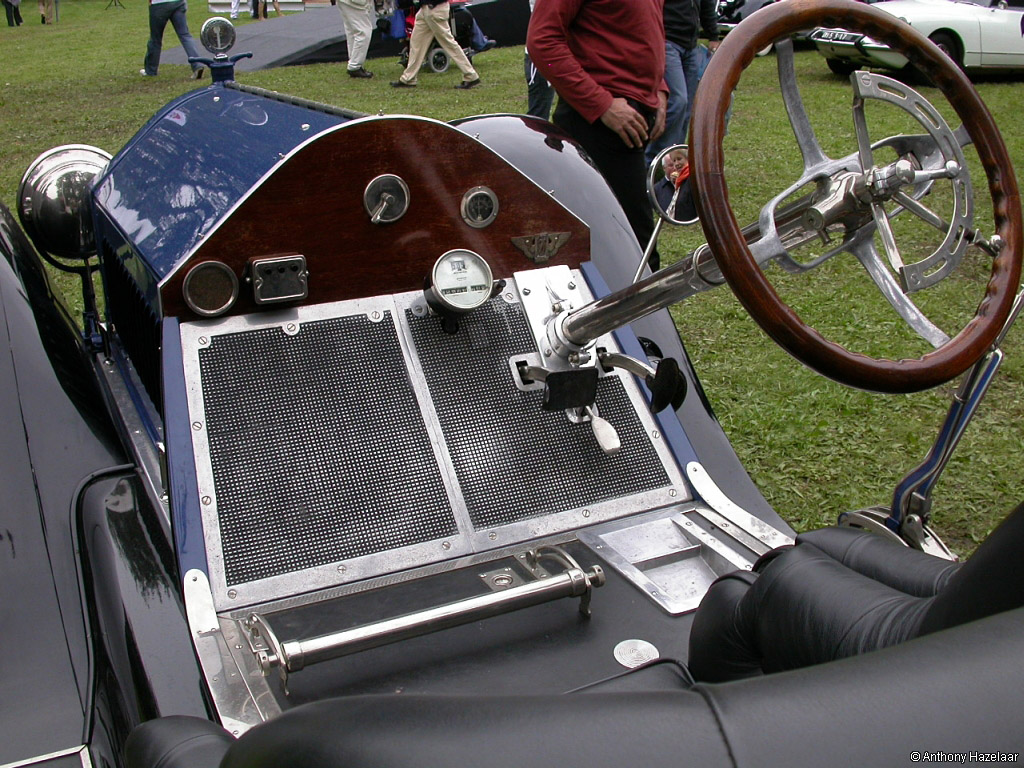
[688,501,1024,682]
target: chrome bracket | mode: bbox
[685,462,794,553]
[184,569,282,734]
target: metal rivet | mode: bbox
[488,532,498,541]
[543,348,552,357]
[522,288,531,295]
[652,430,660,439]
[582,509,591,518]
[227,589,237,599]
[198,336,209,345]
[301,123,310,131]
[567,282,576,290]
[337,564,347,573]
[372,311,381,320]
[286,322,297,333]
[202,496,212,505]
[669,489,677,497]
[442,541,451,550]
[192,421,203,431]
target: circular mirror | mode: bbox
[647,144,699,226]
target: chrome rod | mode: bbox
[249,559,604,675]
[563,244,723,348]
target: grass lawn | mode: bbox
[1,0,1021,554]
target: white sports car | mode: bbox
[811,0,1024,75]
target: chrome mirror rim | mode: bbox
[646,144,700,227]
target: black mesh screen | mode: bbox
[408,299,670,530]
[198,313,456,586]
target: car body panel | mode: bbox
[811,0,1024,71]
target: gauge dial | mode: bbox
[364,174,411,224]
[200,17,236,55]
[431,249,493,312]
[461,186,499,229]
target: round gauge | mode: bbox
[364,174,411,224]
[460,186,499,229]
[430,249,494,312]
[200,17,236,55]
[183,260,239,317]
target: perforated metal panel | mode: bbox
[407,300,670,530]
[195,312,456,587]
[181,276,687,609]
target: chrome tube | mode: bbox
[256,562,604,673]
[562,244,724,349]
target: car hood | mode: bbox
[870,0,986,23]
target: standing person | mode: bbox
[527,0,667,267]
[37,0,52,23]
[258,0,281,18]
[645,0,720,164]
[141,0,205,80]
[4,0,23,26]
[337,0,375,78]
[390,0,480,90]
[523,0,554,119]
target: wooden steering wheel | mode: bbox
[690,0,1021,393]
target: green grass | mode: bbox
[2,0,1022,554]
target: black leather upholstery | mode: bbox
[215,608,1024,768]
[689,502,1024,682]
[123,715,234,768]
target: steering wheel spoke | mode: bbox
[776,38,830,173]
[849,237,950,349]
[689,0,1021,392]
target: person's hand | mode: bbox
[707,39,721,54]
[650,90,667,143]
[600,98,649,148]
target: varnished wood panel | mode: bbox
[161,117,590,319]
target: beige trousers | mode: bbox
[399,2,478,84]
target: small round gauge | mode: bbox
[430,249,494,312]
[461,186,499,229]
[200,17,236,55]
[364,174,411,224]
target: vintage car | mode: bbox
[811,0,1024,75]
[2,0,1022,766]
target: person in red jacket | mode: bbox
[527,0,667,267]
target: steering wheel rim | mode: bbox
[690,0,1022,393]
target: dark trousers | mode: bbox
[524,53,554,120]
[3,0,23,25]
[552,99,659,269]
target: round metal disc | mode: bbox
[612,639,660,669]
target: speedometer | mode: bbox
[430,249,494,312]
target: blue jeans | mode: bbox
[144,0,202,76]
[645,40,703,164]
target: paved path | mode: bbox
[163,0,526,72]
[164,7,355,72]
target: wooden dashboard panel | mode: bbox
[160,117,590,319]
